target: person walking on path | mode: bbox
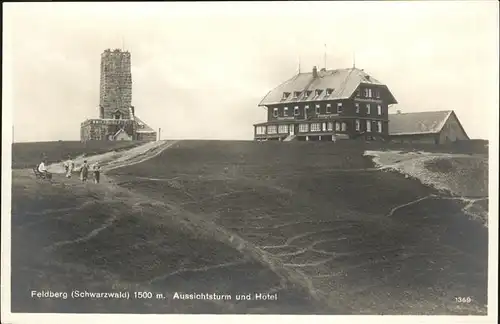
[65,156,75,178]
[80,160,89,182]
[92,162,101,184]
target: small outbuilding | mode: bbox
[389,110,469,144]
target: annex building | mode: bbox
[80,49,156,142]
[254,65,469,144]
[388,110,469,145]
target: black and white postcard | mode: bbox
[2,2,498,324]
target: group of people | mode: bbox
[75,159,101,183]
[37,155,101,184]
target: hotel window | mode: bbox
[278,125,289,134]
[284,107,289,116]
[294,106,300,116]
[267,125,277,134]
[355,119,360,131]
[364,88,370,97]
[335,122,341,131]
[368,89,372,98]
[322,123,327,132]
[366,104,371,114]
[375,89,380,99]
[310,123,321,132]
[304,105,310,117]
[282,92,290,100]
[299,123,309,132]
[355,103,360,114]
[327,122,334,131]
[356,89,361,97]
[337,103,343,113]
[256,126,266,135]
[273,107,278,117]
[377,121,383,133]
[341,122,347,132]
[366,120,372,132]
[377,104,382,115]
[326,103,331,113]
[315,104,320,114]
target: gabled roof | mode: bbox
[389,110,465,136]
[259,67,397,106]
[112,128,131,139]
[134,116,156,133]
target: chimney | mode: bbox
[312,66,318,78]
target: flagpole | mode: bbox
[324,44,327,70]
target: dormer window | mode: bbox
[304,90,312,99]
[293,91,302,99]
[315,89,323,97]
[282,92,290,100]
[326,88,334,96]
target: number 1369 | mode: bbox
[455,297,472,303]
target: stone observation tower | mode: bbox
[80,48,157,142]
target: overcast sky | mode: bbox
[3,1,498,142]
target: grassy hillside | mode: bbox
[12,140,149,169]
[11,140,489,314]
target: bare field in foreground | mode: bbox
[11,140,489,314]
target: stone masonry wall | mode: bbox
[99,49,132,119]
